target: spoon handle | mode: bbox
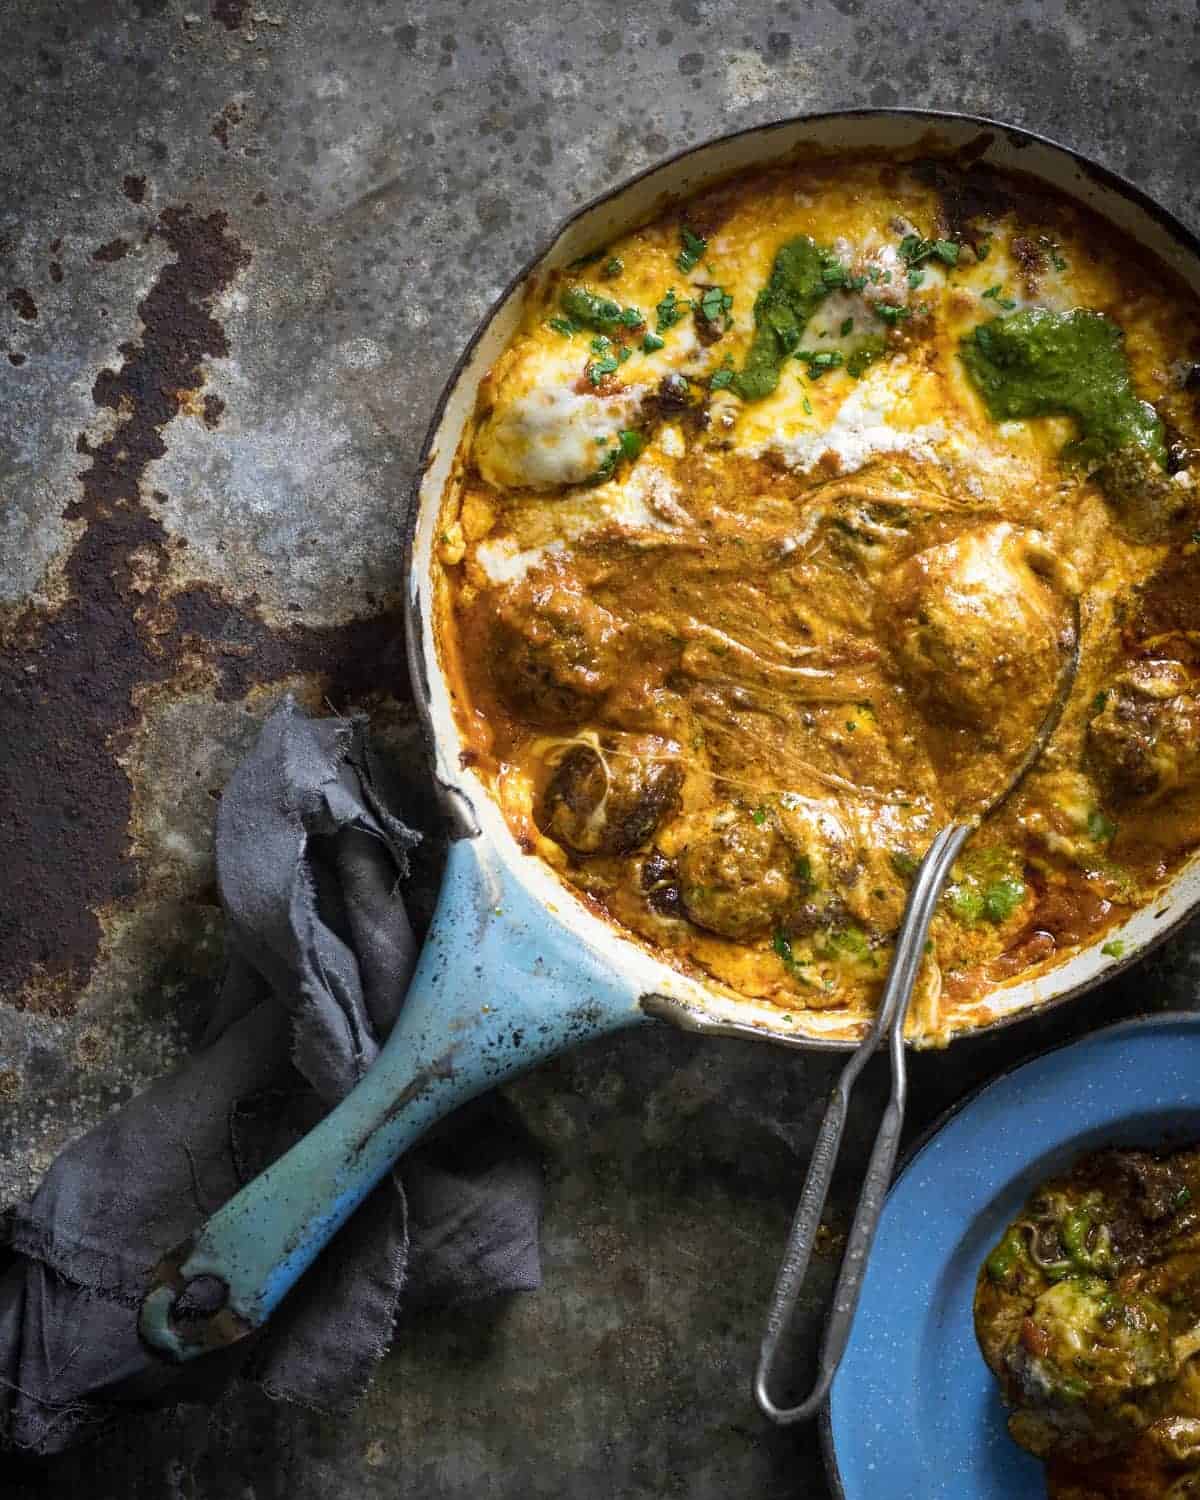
[753,822,970,1424]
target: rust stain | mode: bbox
[92,237,131,263]
[49,261,63,284]
[211,102,243,151]
[0,197,409,1015]
[8,352,25,366]
[210,0,248,30]
[202,392,224,428]
[123,174,147,204]
[7,288,37,320]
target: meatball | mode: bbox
[672,800,850,942]
[1003,1277,1175,1460]
[539,738,682,857]
[1088,660,1200,804]
[490,578,622,727]
[676,807,798,940]
[878,523,1068,731]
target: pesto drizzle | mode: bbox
[732,236,844,401]
[959,307,1166,470]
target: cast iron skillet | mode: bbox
[136,110,1200,1363]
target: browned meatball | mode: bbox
[490,577,623,727]
[539,738,682,857]
[675,806,801,941]
[877,523,1068,731]
[1088,660,1200,803]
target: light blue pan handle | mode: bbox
[139,835,649,1360]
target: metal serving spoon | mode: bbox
[754,593,1082,1424]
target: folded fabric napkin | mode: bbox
[0,697,544,1455]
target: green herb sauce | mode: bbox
[732,236,841,402]
[959,307,1166,471]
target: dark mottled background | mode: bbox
[1,1,1198,1495]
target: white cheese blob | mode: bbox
[741,363,946,476]
[475,383,648,491]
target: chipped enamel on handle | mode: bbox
[139,835,649,1360]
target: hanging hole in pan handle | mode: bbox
[753,822,970,1425]
[139,1238,256,1360]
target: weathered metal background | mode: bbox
[2,2,1199,1496]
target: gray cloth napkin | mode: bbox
[0,697,544,1456]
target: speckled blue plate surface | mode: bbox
[823,1013,1200,1499]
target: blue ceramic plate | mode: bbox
[824,1013,1200,1499]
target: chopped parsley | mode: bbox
[590,335,611,353]
[874,303,912,327]
[772,929,807,978]
[1092,690,1109,713]
[677,225,707,273]
[840,316,854,336]
[655,288,691,334]
[796,348,844,380]
[751,805,769,826]
[802,395,813,414]
[590,427,644,482]
[982,285,1018,311]
[619,306,644,327]
[1101,939,1126,959]
[975,237,992,261]
[898,234,960,268]
[560,284,624,332]
[642,331,665,353]
[602,255,624,278]
[793,854,814,891]
[698,284,734,325]
[586,353,620,385]
[549,315,581,337]
[710,354,736,390]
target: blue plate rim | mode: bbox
[818,1007,1200,1500]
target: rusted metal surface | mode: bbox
[2,1,1199,1497]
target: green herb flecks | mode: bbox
[710,354,736,390]
[655,288,691,335]
[560,284,624,333]
[959,308,1167,473]
[677,226,707,274]
[899,233,960,268]
[602,255,624,279]
[945,846,1028,928]
[846,334,889,378]
[795,348,845,381]
[981,284,1018,311]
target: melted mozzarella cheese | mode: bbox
[475,382,650,491]
[738,361,947,475]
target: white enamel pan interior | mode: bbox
[406,108,1200,1051]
